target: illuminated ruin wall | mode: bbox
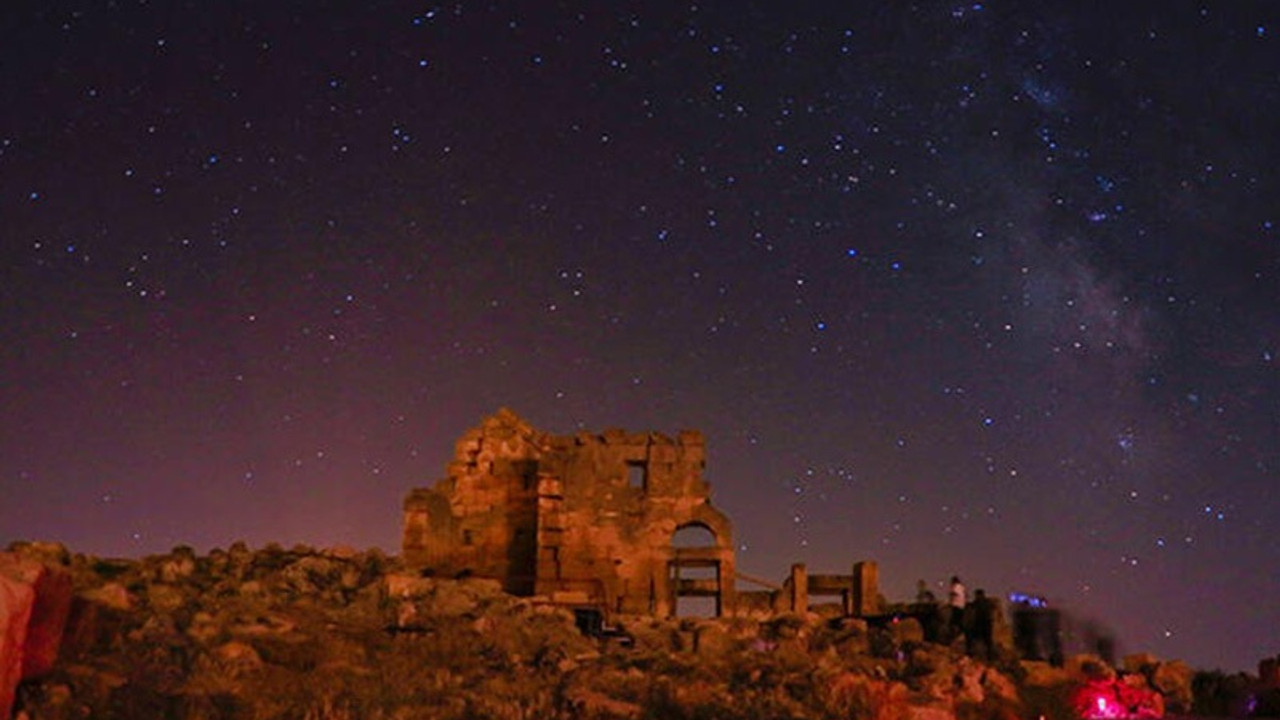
[402,408,736,617]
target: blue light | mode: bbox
[1009,592,1048,608]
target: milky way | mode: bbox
[2,1,1277,672]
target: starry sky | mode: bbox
[2,1,1277,673]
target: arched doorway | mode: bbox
[672,523,717,548]
[670,522,722,617]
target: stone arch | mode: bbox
[671,522,717,548]
[665,503,735,618]
[672,503,733,549]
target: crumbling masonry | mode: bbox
[402,409,878,619]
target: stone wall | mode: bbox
[403,409,735,617]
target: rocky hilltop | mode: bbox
[0,541,1269,720]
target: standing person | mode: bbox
[915,579,936,604]
[915,579,941,641]
[968,589,995,660]
[948,575,966,640]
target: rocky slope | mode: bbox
[0,541,1237,720]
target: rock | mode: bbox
[226,542,253,579]
[146,583,187,613]
[0,568,35,720]
[10,557,73,678]
[237,580,265,597]
[953,658,987,704]
[1020,659,1070,687]
[212,640,263,676]
[186,612,222,644]
[907,705,955,720]
[81,583,132,611]
[1150,659,1194,713]
[1123,652,1159,674]
[982,667,1021,705]
[228,612,296,637]
[832,617,872,657]
[693,620,734,656]
[384,572,433,600]
[280,555,343,596]
[890,616,925,646]
[1065,653,1115,682]
[5,542,71,568]
[0,551,75,720]
[823,671,914,720]
[763,613,808,640]
[563,687,642,719]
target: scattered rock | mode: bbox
[1,542,1237,720]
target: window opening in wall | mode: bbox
[626,460,647,491]
[462,529,474,546]
[671,564,720,617]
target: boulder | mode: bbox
[1150,659,1194,713]
[693,620,734,657]
[953,658,987,704]
[146,583,187,613]
[889,616,926,646]
[0,569,35,720]
[1123,652,1159,674]
[81,583,132,611]
[211,640,264,677]
[982,667,1021,705]
[1065,653,1116,682]
[833,617,872,657]
[0,552,74,677]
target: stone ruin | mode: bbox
[402,409,879,620]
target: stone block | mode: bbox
[0,570,35,720]
[0,553,73,679]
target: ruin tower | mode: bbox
[402,408,736,617]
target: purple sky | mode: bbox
[2,1,1277,672]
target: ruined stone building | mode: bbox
[402,409,879,619]
[402,409,736,617]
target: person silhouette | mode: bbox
[967,588,995,659]
[948,575,966,640]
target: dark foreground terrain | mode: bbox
[1,541,1268,720]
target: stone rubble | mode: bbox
[0,540,1247,720]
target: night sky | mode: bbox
[2,1,1277,673]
